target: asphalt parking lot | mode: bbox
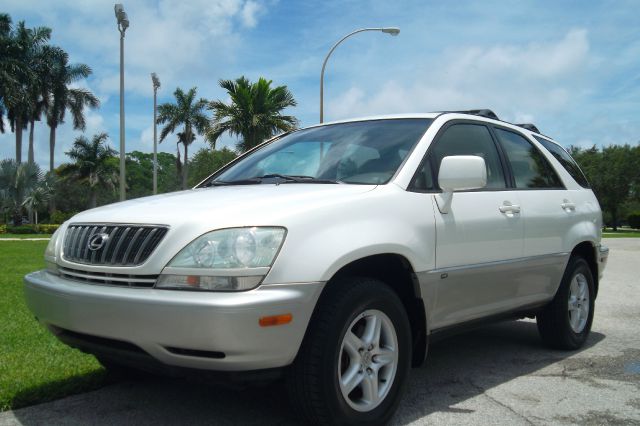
[1,238,638,425]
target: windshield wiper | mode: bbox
[206,178,262,186]
[206,174,340,186]
[260,174,340,184]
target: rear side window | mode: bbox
[495,129,564,189]
[534,136,590,188]
[429,123,507,190]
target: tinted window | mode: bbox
[495,129,563,189]
[534,136,590,188]
[428,123,507,190]
[213,119,432,185]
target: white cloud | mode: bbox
[240,1,264,28]
[326,29,591,123]
[3,0,267,97]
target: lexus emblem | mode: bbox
[88,233,109,251]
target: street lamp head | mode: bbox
[114,4,129,30]
[120,12,129,30]
[381,27,400,36]
[151,72,160,89]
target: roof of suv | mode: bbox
[316,109,550,140]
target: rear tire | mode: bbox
[287,277,411,425]
[537,256,595,349]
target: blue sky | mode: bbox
[1,0,638,169]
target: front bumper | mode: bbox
[24,270,323,371]
[597,244,609,280]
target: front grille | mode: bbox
[63,224,168,266]
[58,266,158,288]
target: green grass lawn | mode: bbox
[602,228,640,238]
[0,241,108,411]
[0,234,52,239]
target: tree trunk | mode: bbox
[89,189,97,209]
[35,210,38,225]
[49,125,56,172]
[611,207,618,232]
[28,120,35,165]
[15,118,23,163]
[182,143,189,190]
[12,208,22,226]
[48,125,57,214]
[176,143,182,187]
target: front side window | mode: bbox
[209,119,432,185]
[534,136,590,188]
[495,129,563,189]
[419,123,507,190]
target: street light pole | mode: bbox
[151,73,160,195]
[114,4,129,201]
[319,27,399,123]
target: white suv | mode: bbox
[25,110,609,425]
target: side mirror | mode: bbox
[436,155,487,213]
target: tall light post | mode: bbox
[151,73,160,195]
[319,27,399,123]
[114,4,129,201]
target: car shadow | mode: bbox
[10,320,605,426]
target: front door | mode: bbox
[414,121,525,328]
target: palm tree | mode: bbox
[0,13,14,134]
[26,45,61,165]
[207,76,298,153]
[3,21,51,163]
[157,87,208,189]
[46,49,99,172]
[22,176,53,224]
[60,133,118,209]
[0,159,42,224]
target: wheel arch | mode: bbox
[309,253,428,368]
[570,240,599,297]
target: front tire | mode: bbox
[287,277,411,425]
[537,256,595,349]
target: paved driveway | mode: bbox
[2,238,639,425]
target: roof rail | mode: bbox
[452,109,500,120]
[515,123,541,133]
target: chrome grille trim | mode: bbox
[58,266,158,288]
[62,224,168,266]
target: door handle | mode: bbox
[561,200,576,211]
[499,203,521,214]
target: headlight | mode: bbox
[45,227,63,275]
[156,227,286,291]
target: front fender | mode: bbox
[263,187,437,284]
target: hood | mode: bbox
[69,184,377,228]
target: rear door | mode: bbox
[491,127,572,300]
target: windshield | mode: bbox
[208,118,433,185]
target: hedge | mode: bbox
[0,224,60,234]
[629,212,640,230]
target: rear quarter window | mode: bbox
[534,136,590,188]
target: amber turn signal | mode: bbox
[259,313,293,327]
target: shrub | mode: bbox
[49,210,78,224]
[0,224,6,234]
[4,224,60,234]
[37,224,60,234]
[6,225,37,234]
[628,212,640,230]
